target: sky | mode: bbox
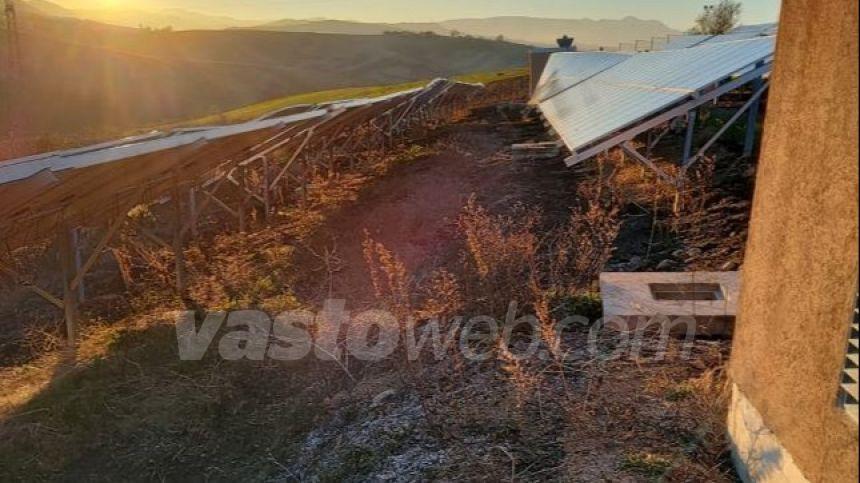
[51,0,783,30]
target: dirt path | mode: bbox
[298,115,576,308]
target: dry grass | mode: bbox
[0,105,456,442]
[358,191,736,481]
[0,81,744,481]
[0,144,442,480]
[178,68,527,129]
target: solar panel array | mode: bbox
[662,34,713,50]
[0,79,483,247]
[0,111,328,187]
[536,34,776,163]
[662,23,778,50]
[531,52,631,103]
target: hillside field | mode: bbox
[0,13,527,156]
[178,68,527,127]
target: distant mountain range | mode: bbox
[16,1,264,30]
[17,0,680,48]
[256,17,680,48]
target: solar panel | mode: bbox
[0,79,484,246]
[531,52,631,103]
[661,23,778,51]
[0,110,328,185]
[698,30,778,46]
[0,83,446,187]
[663,34,712,50]
[538,37,776,158]
[729,23,778,35]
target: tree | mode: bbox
[690,0,742,35]
[495,34,505,42]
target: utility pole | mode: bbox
[4,0,21,156]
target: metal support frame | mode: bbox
[2,210,131,345]
[237,165,249,233]
[171,186,187,295]
[682,110,697,166]
[618,80,770,185]
[744,61,767,157]
[135,224,172,250]
[0,78,485,348]
[262,155,272,223]
[226,175,266,207]
[566,62,772,166]
[620,142,677,186]
[682,81,771,172]
[69,213,126,292]
[270,128,315,189]
[188,188,199,238]
[647,125,672,155]
[0,260,64,309]
[189,171,238,229]
[58,224,79,345]
[72,229,85,302]
[201,189,238,219]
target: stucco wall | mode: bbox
[729,0,859,482]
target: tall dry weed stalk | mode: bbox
[362,231,413,317]
[456,195,619,320]
[686,367,731,462]
[361,193,620,367]
[457,197,541,316]
[679,156,718,216]
[418,269,464,321]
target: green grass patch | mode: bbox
[174,67,527,128]
[665,381,696,402]
[621,452,674,479]
[553,292,604,322]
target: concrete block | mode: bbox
[599,271,740,336]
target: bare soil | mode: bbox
[294,110,578,308]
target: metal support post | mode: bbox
[682,110,697,166]
[59,224,79,345]
[744,61,766,157]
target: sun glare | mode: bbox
[63,0,130,9]
[97,0,124,8]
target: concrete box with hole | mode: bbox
[599,271,740,336]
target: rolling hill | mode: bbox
[71,8,264,31]
[255,16,679,48]
[0,12,527,153]
[14,0,264,30]
[256,19,447,37]
[438,17,679,48]
[19,1,678,48]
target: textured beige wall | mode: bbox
[730,0,859,482]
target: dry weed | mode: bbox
[363,232,413,317]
